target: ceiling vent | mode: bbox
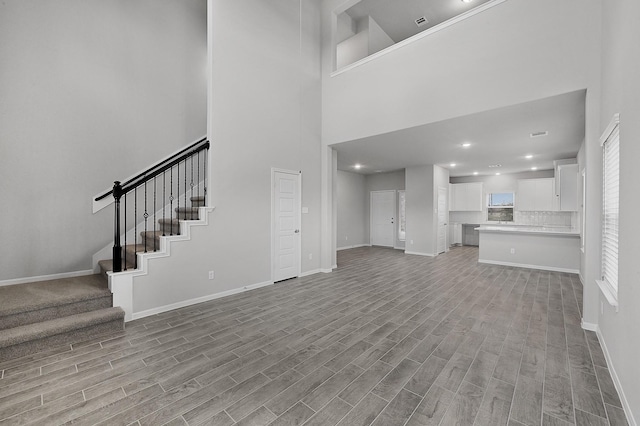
[415,16,428,27]
[530,131,549,138]
[488,164,502,168]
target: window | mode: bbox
[598,114,620,308]
[398,191,406,241]
[487,192,514,222]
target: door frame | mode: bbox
[370,190,396,247]
[437,186,448,254]
[271,168,302,283]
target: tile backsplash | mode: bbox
[450,210,577,227]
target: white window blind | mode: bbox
[602,124,619,294]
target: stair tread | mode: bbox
[98,259,135,273]
[0,307,125,349]
[0,275,111,317]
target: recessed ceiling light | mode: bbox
[473,171,478,175]
[461,0,474,3]
[495,172,501,176]
[462,142,471,148]
[450,163,456,167]
[531,167,538,171]
[354,164,362,169]
[525,154,533,159]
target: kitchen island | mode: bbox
[476,225,580,273]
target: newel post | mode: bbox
[112,181,123,273]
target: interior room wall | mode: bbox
[321,0,601,146]
[0,0,207,282]
[337,170,367,249]
[593,0,640,422]
[405,165,434,256]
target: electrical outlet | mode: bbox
[345,236,348,240]
[510,248,515,254]
[208,271,215,280]
[309,253,312,260]
[410,240,414,245]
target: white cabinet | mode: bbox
[449,183,483,211]
[516,178,557,211]
[556,164,579,211]
[450,223,462,246]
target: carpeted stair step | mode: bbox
[98,259,135,278]
[140,230,164,251]
[0,275,113,331]
[158,218,181,235]
[191,195,205,207]
[0,307,125,362]
[123,244,147,266]
[175,207,199,220]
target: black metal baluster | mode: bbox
[153,176,157,251]
[134,186,138,269]
[177,162,180,231]
[197,151,201,202]
[124,191,127,271]
[144,179,148,253]
[184,159,188,219]
[112,181,123,273]
[170,167,174,236]
[204,148,207,202]
[190,154,195,219]
[162,171,166,237]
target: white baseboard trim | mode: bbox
[477,259,579,274]
[594,325,638,426]
[320,268,333,273]
[404,251,436,257]
[0,269,95,287]
[131,279,274,321]
[299,269,321,278]
[337,244,370,251]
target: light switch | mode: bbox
[302,207,309,214]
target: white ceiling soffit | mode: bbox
[332,90,586,177]
[346,0,494,43]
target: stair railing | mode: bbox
[95,138,210,272]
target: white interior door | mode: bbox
[437,187,447,254]
[273,170,300,282]
[370,191,395,247]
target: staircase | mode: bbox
[0,275,125,362]
[98,195,204,275]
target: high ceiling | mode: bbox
[346,0,493,43]
[332,90,586,177]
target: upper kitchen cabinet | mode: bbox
[516,178,557,211]
[555,163,579,211]
[450,182,483,211]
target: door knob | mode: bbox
[294,229,300,233]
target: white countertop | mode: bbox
[475,225,580,236]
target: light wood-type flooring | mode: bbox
[0,246,629,425]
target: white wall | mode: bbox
[592,0,640,422]
[367,16,394,55]
[321,0,601,145]
[132,0,323,311]
[337,170,366,249]
[0,0,207,281]
[405,165,434,256]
